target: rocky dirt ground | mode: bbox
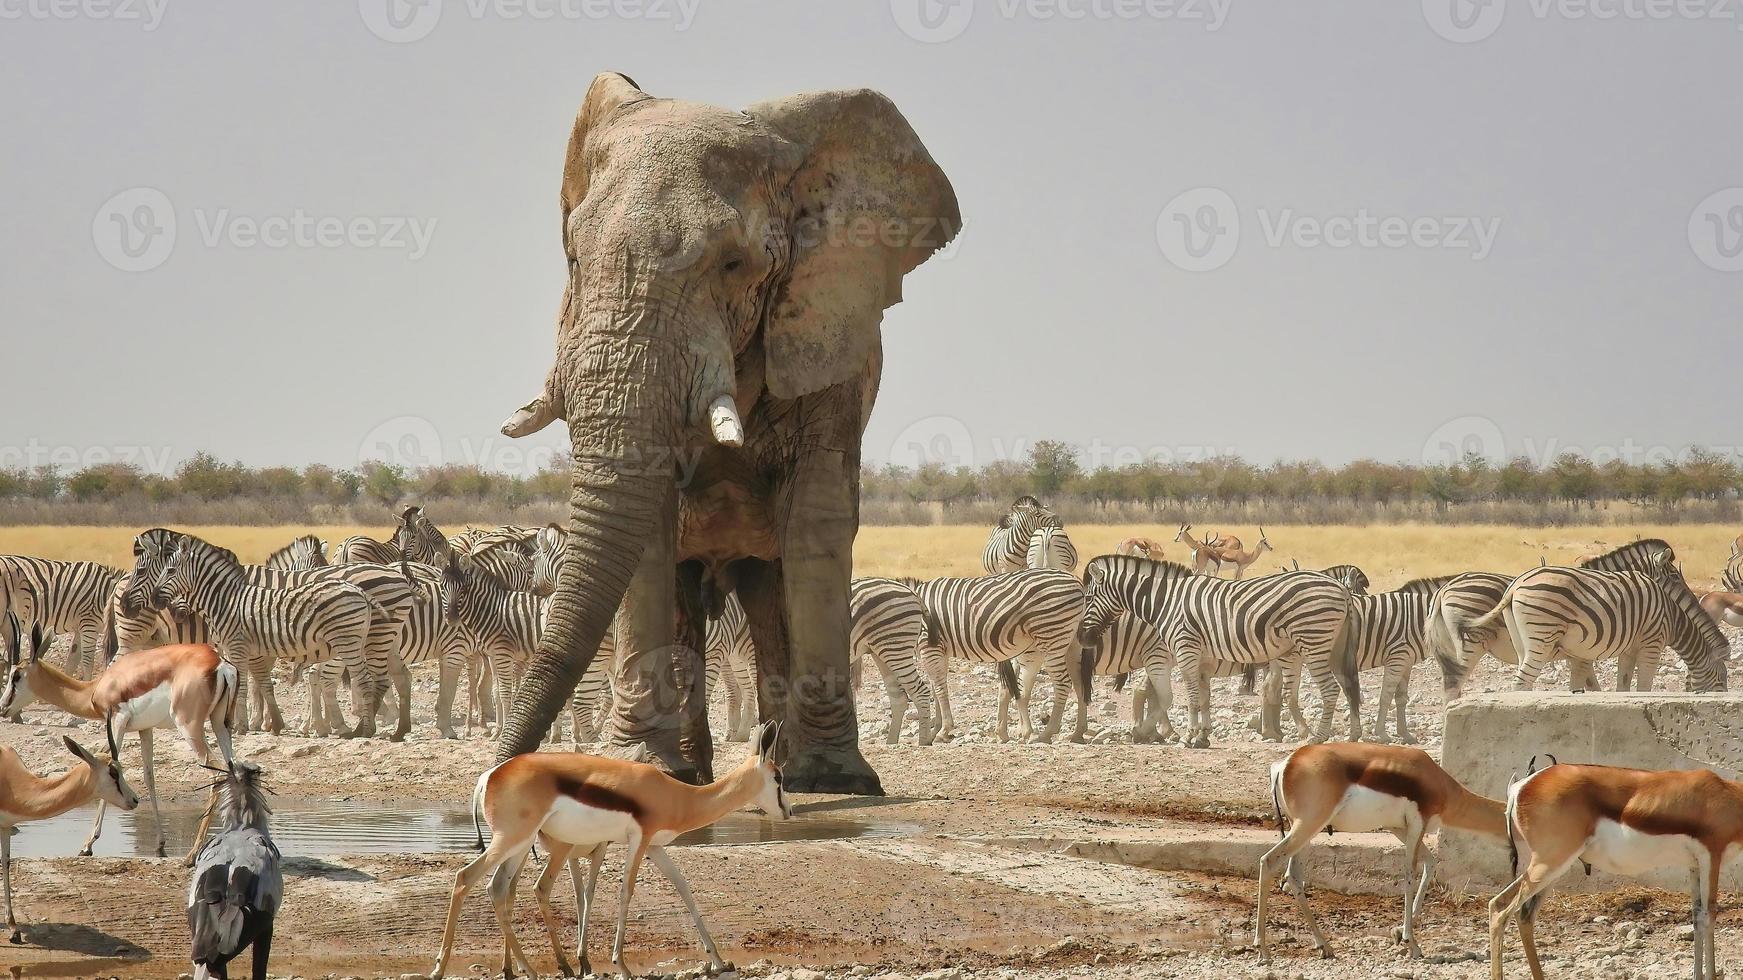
[0,638,1735,980]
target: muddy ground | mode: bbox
[0,643,1735,980]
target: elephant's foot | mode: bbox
[781,742,883,796]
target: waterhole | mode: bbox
[10,803,918,859]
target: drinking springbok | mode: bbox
[1114,536,1164,560]
[1491,763,1743,980]
[0,612,237,862]
[429,721,792,980]
[0,734,139,943]
[1258,743,1506,964]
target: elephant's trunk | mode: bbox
[494,330,685,763]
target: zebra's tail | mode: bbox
[1461,594,1512,646]
[1111,671,1130,694]
[101,603,119,666]
[848,652,863,692]
[1330,613,1362,719]
[996,660,1021,700]
[1426,604,1470,702]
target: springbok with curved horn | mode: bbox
[1203,528,1273,580]
[430,721,792,980]
[0,733,139,943]
[1491,762,1743,980]
[1172,524,1226,574]
[0,612,238,863]
[1258,742,1506,964]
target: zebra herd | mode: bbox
[843,498,1733,751]
[0,502,1732,753]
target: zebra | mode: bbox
[305,560,472,740]
[334,534,400,566]
[1431,539,1678,697]
[529,524,566,597]
[0,556,123,678]
[438,548,612,744]
[980,498,1063,574]
[154,536,384,738]
[1276,591,1435,744]
[705,593,758,742]
[1463,548,1728,693]
[263,535,329,572]
[1079,555,1355,748]
[1724,553,1743,592]
[1025,525,1078,573]
[848,578,938,746]
[127,529,417,737]
[901,568,1089,743]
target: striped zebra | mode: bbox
[0,557,122,679]
[126,529,416,737]
[334,533,400,565]
[392,506,451,565]
[1431,539,1677,697]
[263,535,329,572]
[529,524,566,597]
[1025,525,1078,572]
[438,548,612,744]
[902,568,1088,743]
[1463,548,1728,692]
[1724,553,1743,592]
[705,593,758,742]
[1079,555,1355,748]
[848,578,938,746]
[155,536,385,738]
[1279,591,1435,744]
[305,560,472,739]
[980,497,1063,574]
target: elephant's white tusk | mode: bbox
[709,395,744,447]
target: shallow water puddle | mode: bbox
[11,803,918,858]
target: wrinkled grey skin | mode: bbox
[496,73,959,793]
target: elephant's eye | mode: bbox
[722,258,743,273]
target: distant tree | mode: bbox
[1027,441,1080,498]
[359,462,408,506]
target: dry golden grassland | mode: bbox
[4,522,1737,589]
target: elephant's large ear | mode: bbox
[746,90,960,400]
[559,72,650,258]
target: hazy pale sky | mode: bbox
[4,0,1740,478]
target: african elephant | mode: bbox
[495,73,960,793]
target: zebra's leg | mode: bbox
[873,656,905,745]
[1178,646,1211,748]
[1394,662,1415,744]
[490,648,518,740]
[386,652,413,742]
[1305,645,1341,744]
[1018,659,1043,743]
[1373,661,1398,745]
[904,659,935,747]
[1256,661,1286,742]
[1637,644,1662,692]
[254,663,285,736]
[1150,663,1177,743]
[434,646,462,740]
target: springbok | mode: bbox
[429,721,793,980]
[0,734,139,943]
[1257,742,1506,963]
[1172,524,1226,574]
[1114,536,1164,560]
[1491,763,1743,980]
[0,614,237,863]
[1205,528,1273,580]
[1698,588,1743,628]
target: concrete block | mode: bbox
[1440,691,1743,893]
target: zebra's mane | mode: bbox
[1579,538,1673,571]
[1391,574,1459,597]
[1091,554,1194,579]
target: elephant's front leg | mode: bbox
[778,449,881,795]
[606,498,697,783]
